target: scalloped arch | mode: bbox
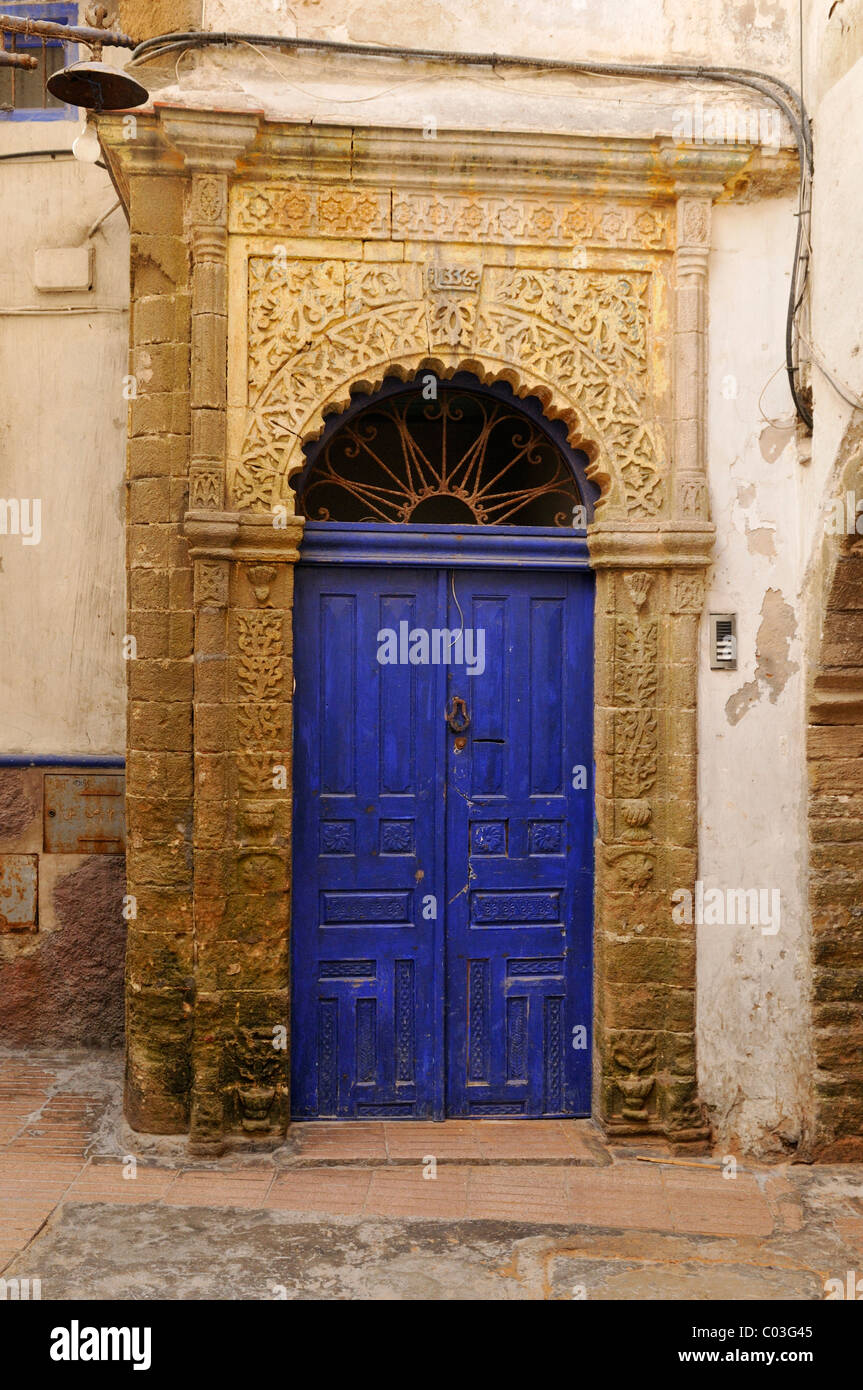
[232,264,666,519]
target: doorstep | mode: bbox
[282,1118,615,1166]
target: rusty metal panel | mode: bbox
[0,854,38,932]
[43,774,126,854]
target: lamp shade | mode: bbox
[47,59,148,111]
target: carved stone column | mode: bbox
[591,529,712,1148]
[184,171,235,1154]
[225,515,304,1143]
[588,192,716,1146]
[162,114,261,1153]
[185,514,236,1153]
[188,172,229,512]
[673,196,712,524]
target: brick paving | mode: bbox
[1,1048,860,1300]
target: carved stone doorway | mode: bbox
[98,111,741,1152]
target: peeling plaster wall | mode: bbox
[202,0,797,76]
[699,197,811,1155]
[0,118,128,755]
[800,43,863,562]
[0,769,126,1046]
[800,12,863,1155]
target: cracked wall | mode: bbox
[699,198,811,1157]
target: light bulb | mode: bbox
[72,123,100,164]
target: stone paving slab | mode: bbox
[288,1117,610,1165]
[0,1204,834,1302]
[1,1047,862,1300]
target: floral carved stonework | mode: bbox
[233,255,667,520]
[103,107,726,1151]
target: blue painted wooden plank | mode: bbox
[292,566,444,1118]
[444,569,594,1117]
[299,522,591,569]
[292,556,593,1119]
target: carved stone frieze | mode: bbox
[195,559,229,609]
[233,257,668,519]
[392,195,671,248]
[614,616,659,706]
[232,184,390,237]
[612,1032,657,1122]
[230,183,673,249]
[671,571,707,613]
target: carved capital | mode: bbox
[234,512,305,564]
[161,110,260,173]
[188,173,228,260]
[676,196,712,251]
[183,509,240,558]
[588,523,714,570]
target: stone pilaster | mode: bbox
[188,173,229,512]
[161,114,262,1153]
[673,196,712,524]
[185,514,237,1153]
[124,170,194,1134]
[591,532,711,1148]
[223,516,304,1140]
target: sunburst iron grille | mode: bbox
[297,386,583,526]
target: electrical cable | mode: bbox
[0,147,73,160]
[121,31,811,427]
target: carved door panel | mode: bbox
[291,566,446,1118]
[444,571,593,1116]
[291,559,592,1118]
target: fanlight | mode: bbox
[294,380,589,527]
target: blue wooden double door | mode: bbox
[291,530,594,1119]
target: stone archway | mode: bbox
[99,109,744,1152]
[808,431,863,1160]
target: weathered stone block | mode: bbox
[128,659,194,704]
[169,612,195,659]
[127,931,194,990]
[129,523,171,570]
[129,567,169,610]
[130,701,192,754]
[131,234,189,296]
[125,985,192,1134]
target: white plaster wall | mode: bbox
[202,0,798,78]
[800,48,863,578]
[135,11,801,147]
[0,118,129,754]
[699,198,812,1153]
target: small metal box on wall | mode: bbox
[0,855,38,933]
[43,775,126,854]
[709,613,738,670]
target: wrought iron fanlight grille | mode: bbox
[295,380,588,527]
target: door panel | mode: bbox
[444,570,593,1117]
[292,567,446,1118]
[292,557,593,1119]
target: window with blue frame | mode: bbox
[0,2,77,119]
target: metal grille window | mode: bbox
[0,3,76,118]
[294,375,594,527]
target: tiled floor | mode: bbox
[288,1117,606,1164]
[0,1049,805,1275]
